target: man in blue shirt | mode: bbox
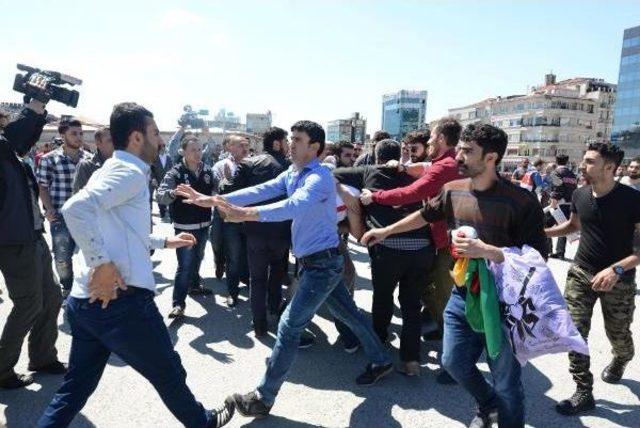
[176,120,392,420]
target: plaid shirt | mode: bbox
[36,147,90,213]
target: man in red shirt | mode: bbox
[360,116,462,381]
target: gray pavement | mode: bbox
[0,212,639,427]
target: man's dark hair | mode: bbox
[435,117,462,147]
[630,156,640,165]
[94,126,110,143]
[291,120,325,156]
[586,142,625,169]
[333,140,354,157]
[533,158,544,167]
[110,102,154,151]
[405,129,430,147]
[461,123,508,164]
[58,118,82,135]
[262,126,288,153]
[372,130,391,143]
[180,135,200,150]
[374,139,401,164]
[555,154,569,166]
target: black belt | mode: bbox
[299,247,340,265]
[116,286,145,298]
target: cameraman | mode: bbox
[0,100,66,389]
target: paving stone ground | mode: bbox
[1,211,639,427]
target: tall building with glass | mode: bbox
[381,90,428,140]
[612,25,640,146]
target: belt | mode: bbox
[116,286,145,298]
[299,247,340,265]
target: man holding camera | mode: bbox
[0,99,66,389]
[36,118,90,298]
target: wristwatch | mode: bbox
[612,265,625,276]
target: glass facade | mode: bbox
[381,90,428,140]
[612,25,640,146]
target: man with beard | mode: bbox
[360,117,463,383]
[176,120,392,420]
[405,129,430,164]
[332,140,355,168]
[619,157,640,191]
[37,118,91,298]
[362,124,547,427]
[37,103,234,428]
[546,143,640,416]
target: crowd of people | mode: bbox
[0,99,638,428]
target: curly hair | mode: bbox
[461,123,508,164]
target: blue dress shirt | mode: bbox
[224,158,339,257]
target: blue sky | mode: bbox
[1,0,638,133]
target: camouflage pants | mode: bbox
[564,264,637,391]
[421,247,455,331]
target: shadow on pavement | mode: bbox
[0,373,95,427]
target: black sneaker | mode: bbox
[601,358,628,384]
[168,306,185,319]
[0,373,34,389]
[356,362,393,386]
[230,391,271,419]
[28,361,67,375]
[555,389,595,416]
[549,253,565,260]
[208,397,235,427]
[298,335,315,349]
[468,408,498,428]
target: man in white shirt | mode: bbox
[37,103,234,428]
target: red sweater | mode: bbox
[371,149,462,249]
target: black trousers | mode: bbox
[246,234,290,322]
[370,244,434,362]
[0,235,62,381]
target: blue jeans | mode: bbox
[50,218,76,291]
[37,290,211,428]
[173,227,209,308]
[442,290,524,428]
[209,209,225,271]
[222,222,248,297]
[257,251,390,406]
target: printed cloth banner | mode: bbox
[489,246,589,365]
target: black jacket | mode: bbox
[333,165,432,240]
[549,166,578,203]
[0,107,47,245]
[220,151,291,239]
[156,161,217,229]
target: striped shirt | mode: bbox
[420,178,548,258]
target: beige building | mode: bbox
[448,74,616,168]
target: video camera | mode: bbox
[179,104,209,129]
[13,64,82,107]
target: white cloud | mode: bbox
[159,9,204,29]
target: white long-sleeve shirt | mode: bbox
[61,150,166,298]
